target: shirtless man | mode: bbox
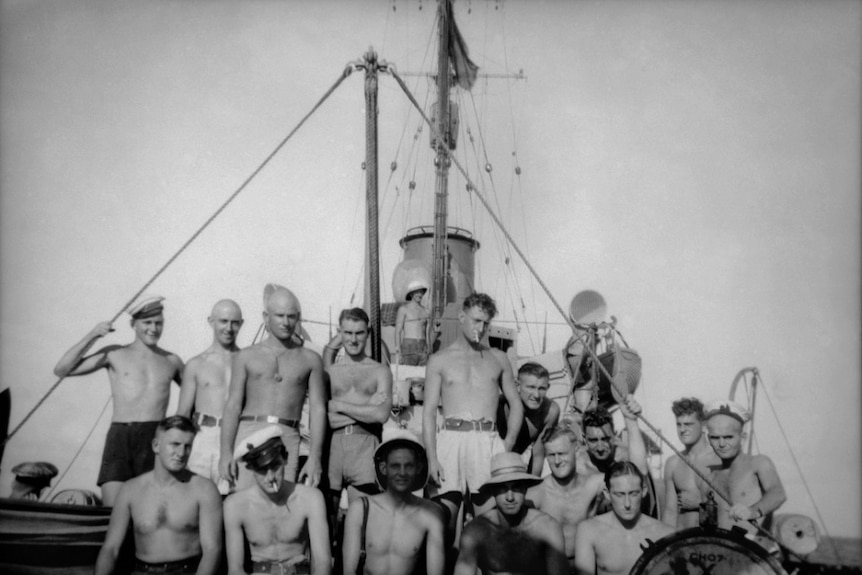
[342,432,445,575]
[574,461,675,575]
[581,397,657,517]
[455,451,567,575]
[497,362,560,475]
[527,426,605,569]
[662,397,719,528]
[224,426,331,575]
[698,401,786,541]
[219,285,325,491]
[95,415,223,575]
[394,281,430,366]
[177,299,244,494]
[326,308,392,524]
[423,293,523,526]
[53,295,183,506]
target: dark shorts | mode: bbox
[131,555,201,574]
[399,338,428,366]
[97,421,160,486]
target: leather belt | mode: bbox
[192,412,221,427]
[132,556,200,574]
[239,415,300,428]
[443,418,496,432]
[250,560,310,574]
[333,423,375,436]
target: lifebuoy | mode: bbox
[630,527,788,575]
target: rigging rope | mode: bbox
[388,67,780,542]
[759,375,843,562]
[2,65,356,448]
[43,394,112,501]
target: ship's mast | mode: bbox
[430,0,452,338]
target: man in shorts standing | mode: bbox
[176,299,243,494]
[394,280,430,366]
[54,295,183,506]
[325,308,392,531]
[423,293,523,528]
[219,284,326,491]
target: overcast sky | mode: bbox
[1,0,859,538]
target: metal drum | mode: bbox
[630,527,788,575]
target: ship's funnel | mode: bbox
[398,226,479,305]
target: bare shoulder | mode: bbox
[642,515,676,538]
[223,488,254,513]
[300,346,323,364]
[525,508,561,532]
[189,474,221,499]
[488,346,510,366]
[292,484,325,509]
[414,497,446,524]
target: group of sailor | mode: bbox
[40,283,785,575]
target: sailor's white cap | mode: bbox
[127,295,165,319]
[704,400,751,425]
[233,425,283,461]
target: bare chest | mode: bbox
[366,508,426,557]
[245,506,307,548]
[329,365,380,399]
[132,485,199,535]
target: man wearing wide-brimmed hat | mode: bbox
[455,452,567,575]
[697,400,786,541]
[394,279,430,366]
[342,431,444,575]
[223,425,331,575]
[54,294,183,506]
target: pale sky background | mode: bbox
[1,0,859,539]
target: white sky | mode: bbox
[1,0,859,538]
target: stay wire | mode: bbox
[3,64,357,447]
[388,68,780,543]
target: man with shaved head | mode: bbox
[220,284,326,492]
[697,401,786,544]
[177,299,244,494]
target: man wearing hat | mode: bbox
[341,431,445,575]
[54,294,184,506]
[455,451,567,575]
[95,415,223,575]
[220,284,326,492]
[574,461,675,575]
[223,425,331,575]
[394,280,430,366]
[176,299,244,495]
[697,401,786,538]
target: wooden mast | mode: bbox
[363,48,383,361]
[430,0,452,342]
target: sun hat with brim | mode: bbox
[373,430,428,492]
[479,451,542,493]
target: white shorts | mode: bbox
[187,422,230,494]
[436,428,505,495]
